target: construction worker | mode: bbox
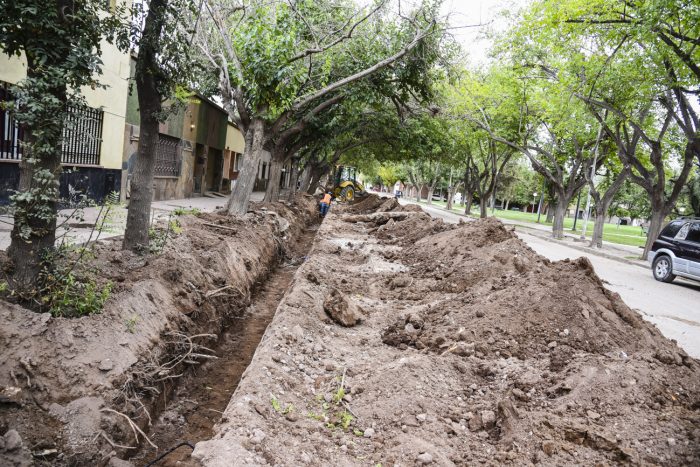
[319,191,332,217]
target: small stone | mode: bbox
[416,413,427,422]
[487,337,495,345]
[620,380,629,388]
[667,438,676,446]
[416,452,433,464]
[98,359,114,371]
[542,440,557,456]
[548,341,558,349]
[363,428,375,438]
[559,329,570,337]
[468,414,483,431]
[324,361,336,372]
[587,410,601,420]
[250,428,266,445]
[512,388,528,401]
[469,383,478,391]
[405,323,417,333]
[475,310,485,318]
[324,393,333,403]
[481,410,496,430]
[300,452,312,463]
[342,394,352,403]
[4,429,22,451]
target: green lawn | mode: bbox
[413,199,648,248]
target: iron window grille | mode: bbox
[154,134,181,177]
[1,87,104,166]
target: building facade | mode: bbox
[0,35,130,205]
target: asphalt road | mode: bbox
[402,199,700,358]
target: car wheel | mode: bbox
[652,255,676,283]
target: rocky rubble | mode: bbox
[192,195,700,466]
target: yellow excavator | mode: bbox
[331,166,366,203]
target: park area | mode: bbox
[0,0,698,466]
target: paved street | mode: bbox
[402,199,700,358]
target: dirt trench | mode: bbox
[0,196,319,467]
[190,195,700,467]
[132,225,318,466]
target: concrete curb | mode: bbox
[512,225,649,270]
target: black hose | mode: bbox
[143,441,195,467]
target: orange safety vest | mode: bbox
[321,193,332,204]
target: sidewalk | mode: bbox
[0,192,267,251]
[396,197,649,269]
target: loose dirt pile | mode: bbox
[0,195,317,466]
[192,195,699,466]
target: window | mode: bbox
[154,134,180,177]
[661,221,684,239]
[686,223,700,243]
[0,85,23,160]
[1,86,104,165]
[675,223,691,240]
[233,152,242,171]
[62,104,104,166]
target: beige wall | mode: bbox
[225,123,245,154]
[0,39,130,171]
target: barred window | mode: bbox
[154,134,180,177]
[1,90,104,165]
[62,104,104,166]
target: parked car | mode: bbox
[649,217,700,283]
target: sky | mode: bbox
[441,0,531,65]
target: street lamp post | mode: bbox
[532,192,537,214]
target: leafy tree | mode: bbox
[0,0,122,292]
[122,0,198,251]
[520,0,698,257]
[196,0,448,214]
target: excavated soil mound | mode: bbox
[192,205,699,466]
[344,193,408,214]
[0,195,316,466]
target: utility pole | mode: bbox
[572,191,582,231]
[536,178,545,223]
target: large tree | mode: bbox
[195,0,447,215]
[122,0,197,251]
[1,0,121,292]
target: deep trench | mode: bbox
[129,225,319,467]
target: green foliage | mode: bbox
[148,216,182,254]
[42,272,112,318]
[172,207,201,216]
[0,0,122,254]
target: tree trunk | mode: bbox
[306,164,329,194]
[426,186,434,205]
[263,152,283,202]
[122,116,159,251]
[590,211,606,249]
[479,197,488,218]
[298,164,312,193]
[446,187,455,211]
[122,0,168,251]
[464,192,473,215]
[415,186,421,202]
[504,199,510,211]
[7,115,63,290]
[551,201,568,239]
[287,163,299,201]
[642,201,666,260]
[545,203,555,224]
[227,117,265,215]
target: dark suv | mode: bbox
[649,218,700,283]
